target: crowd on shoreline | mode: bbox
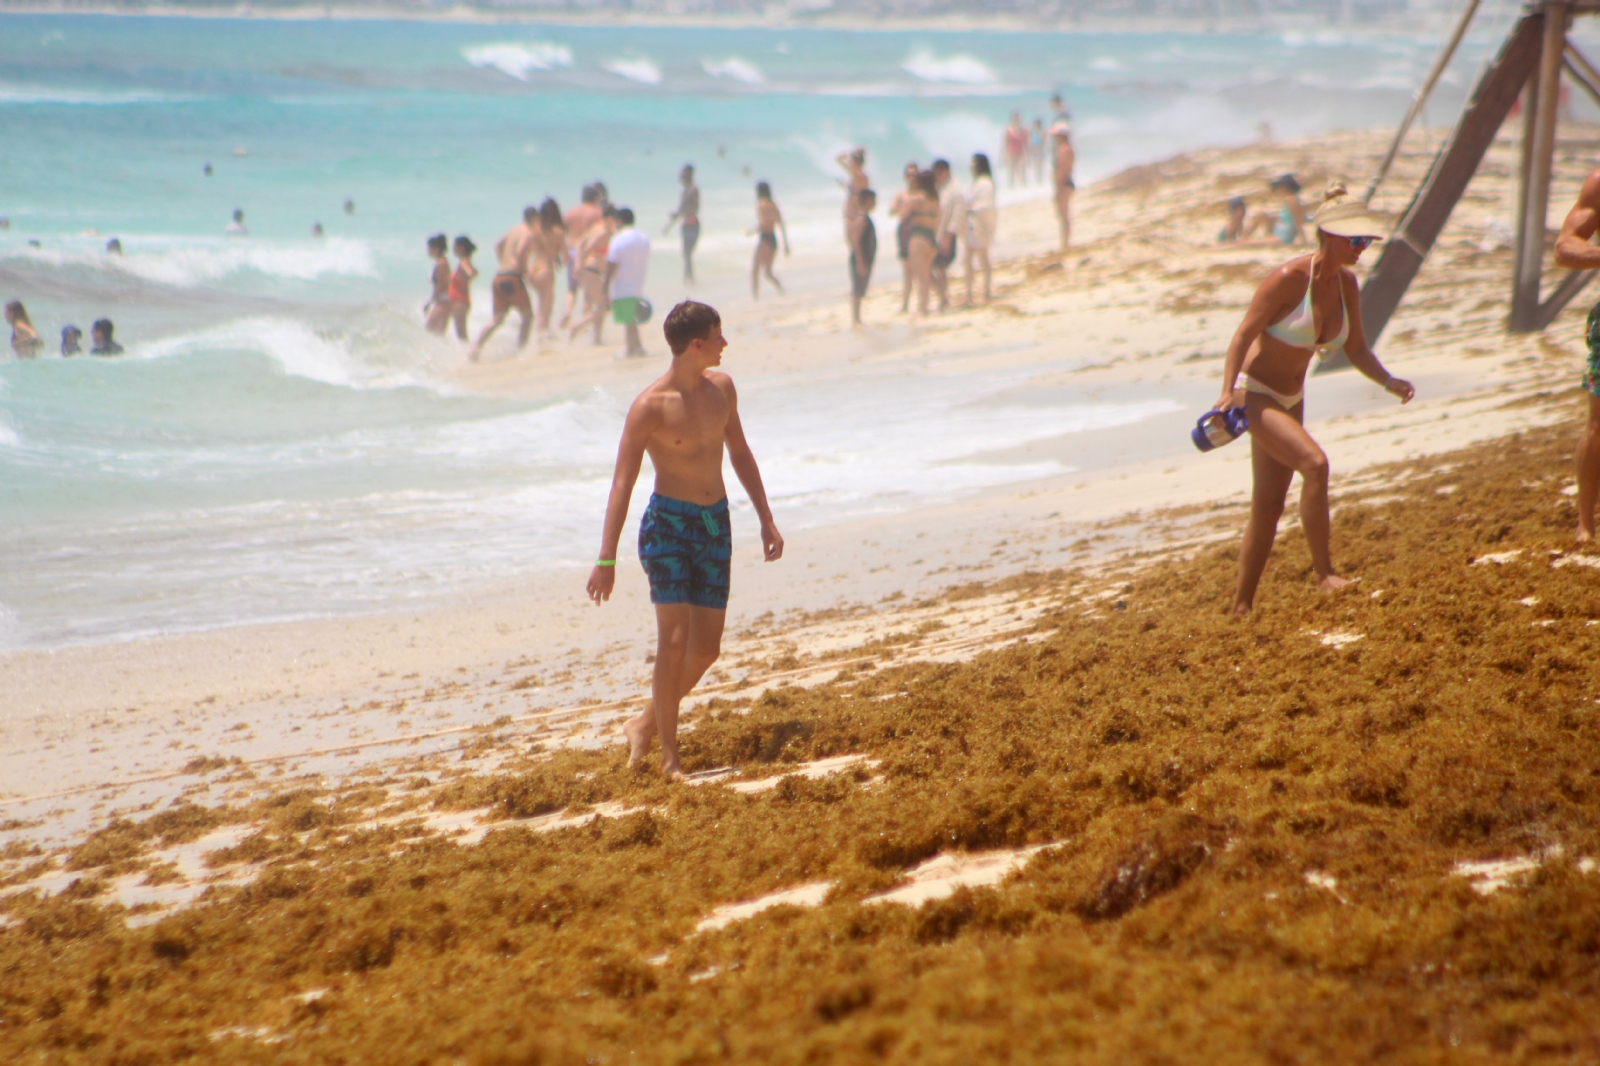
[424,96,1079,358]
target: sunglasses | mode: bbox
[1347,235,1376,251]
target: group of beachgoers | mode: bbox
[833,148,1007,325]
[6,302,123,359]
[591,168,1600,780]
[1001,94,1075,189]
[1218,172,1313,247]
[420,180,657,360]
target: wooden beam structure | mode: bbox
[1323,10,1545,371]
[1322,1,1600,371]
[1512,2,1571,331]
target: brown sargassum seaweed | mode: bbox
[3,417,1599,1064]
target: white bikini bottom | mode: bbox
[1244,375,1304,409]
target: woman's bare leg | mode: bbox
[751,246,763,298]
[1234,423,1296,615]
[909,243,933,318]
[532,271,555,334]
[962,246,975,306]
[1236,395,1346,613]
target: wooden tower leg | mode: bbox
[1512,1,1569,333]
[1334,12,1544,363]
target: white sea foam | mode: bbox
[2,238,377,289]
[811,80,1020,99]
[603,57,663,86]
[1089,57,1125,73]
[0,83,189,105]
[702,57,765,85]
[901,50,998,86]
[0,416,20,448]
[462,42,574,82]
[907,114,1005,166]
[133,318,397,389]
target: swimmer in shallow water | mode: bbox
[90,319,124,357]
[423,233,452,335]
[1213,183,1413,615]
[529,198,564,338]
[471,206,540,360]
[448,235,477,343]
[61,324,82,357]
[5,301,42,358]
[225,209,247,237]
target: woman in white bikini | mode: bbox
[1214,183,1414,615]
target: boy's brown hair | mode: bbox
[663,300,721,356]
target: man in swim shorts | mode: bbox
[606,207,651,357]
[468,205,539,361]
[1554,166,1600,542]
[586,300,784,779]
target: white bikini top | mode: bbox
[1264,278,1348,352]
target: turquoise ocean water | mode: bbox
[0,12,1543,648]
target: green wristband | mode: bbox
[595,559,616,567]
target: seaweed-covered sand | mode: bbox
[4,419,1599,1063]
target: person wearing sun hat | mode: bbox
[1211,181,1415,616]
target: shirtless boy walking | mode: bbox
[586,301,784,779]
[1553,167,1600,543]
[468,206,539,361]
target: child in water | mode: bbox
[447,236,477,342]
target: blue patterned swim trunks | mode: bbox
[638,493,731,610]
[1585,301,1600,398]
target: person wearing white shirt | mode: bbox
[964,153,998,306]
[931,159,966,313]
[606,207,651,358]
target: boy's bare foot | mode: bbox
[623,714,653,769]
[1578,526,1594,544]
[1316,574,1353,592]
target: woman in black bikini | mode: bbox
[750,181,789,299]
[905,170,939,319]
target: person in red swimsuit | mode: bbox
[447,235,477,342]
